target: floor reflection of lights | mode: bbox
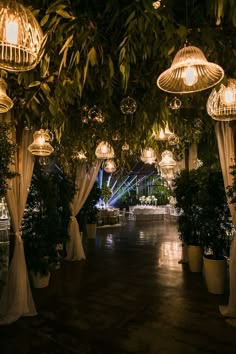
[157,241,182,269]
[105,233,114,249]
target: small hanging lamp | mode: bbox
[206,78,236,121]
[157,45,224,94]
[104,159,116,173]
[28,129,54,156]
[95,141,115,159]
[122,141,129,151]
[0,77,13,112]
[141,147,157,164]
[159,150,176,169]
[0,0,46,72]
[120,96,137,115]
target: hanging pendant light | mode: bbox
[122,141,129,151]
[141,147,157,164]
[28,129,54,156]
[104,159,116,173]
[0,0,46,72]
[95,141,115,159]
[159,150,176,169]
[0,77,13,112]
[159,150,176,181]
[157,45,224,94]
[206,78,236,121]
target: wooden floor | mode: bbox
[1,218,236,354]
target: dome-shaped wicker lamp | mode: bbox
[206,78,236,121]
[0,0,46,72]
[0,77,13,112]
[95,141,115,159]
[28,129,54,156]
[104,159,116,173]
[157,45,224,94]
[141,147,157,164]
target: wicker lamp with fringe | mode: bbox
[207,78,236,121]
[0,0,46,72]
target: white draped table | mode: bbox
[131,205,181,221]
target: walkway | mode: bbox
[0,219,235,354]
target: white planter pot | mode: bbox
[30,271,51,288]
[187,245,203,273]
[203,256,226,294]
[86,223,97,239]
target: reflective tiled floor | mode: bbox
[1,219,236,354]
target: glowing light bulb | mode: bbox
[6,20,18,44]
[37,135,45,146]
[221,87,235,105]
[101,144,108,154]
[183,66,198,86]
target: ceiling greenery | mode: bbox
[5,0,236,170]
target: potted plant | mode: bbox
[22,162,73,288]
[173,168,204,272]
[195,168,231,294]
[79,181,101,239]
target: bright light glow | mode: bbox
[101,144,108,154]
[183,66,198,86]
[221,87,235,105]
[159,128,165,139]
[36,135,45,146]
[6,21,18,44]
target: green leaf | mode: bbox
[125,11,136,27]
[56,9,73,19]
[40,14,50,27]
[108,55,114,79]
[28,81,41,88]
[88,47,97,66]
[59,34,73,55]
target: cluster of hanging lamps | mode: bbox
[104,159,116,173]
[0,0,46,72]
[28,129,54,156]
[141,147,157,164]
[95,141,115,159]
[157,45,224,94]
[207,78,236,121]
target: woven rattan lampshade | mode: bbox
[0,78,13,112]
[95,141,115,159]
[0,0,46,72]
[206,78,236,121]
[141,147,157,164]
[104,159,116,173]
[157,45,224,94]
[28,129,54,156]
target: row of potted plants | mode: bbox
[173,166,233,294]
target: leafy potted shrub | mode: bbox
[22,162,73,287]
[197,168,231,294]
[173,168,204,272]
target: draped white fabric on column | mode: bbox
[215,121,236,318]
[65,160,101,261]
[0,128,37,324]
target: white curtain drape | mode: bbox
[65,160,101,261]
[215,121,236,318]
[0,128,37,324]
